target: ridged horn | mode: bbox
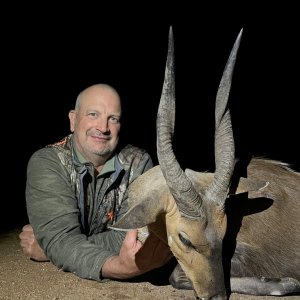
[207,28,243,207]
[157,26,204,219]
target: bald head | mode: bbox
[75,84,121,112]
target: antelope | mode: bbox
[112,27,300,299]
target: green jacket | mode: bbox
[26,134,153,281]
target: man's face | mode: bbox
[69,86,121,163]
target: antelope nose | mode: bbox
[197,297,227,300]
[195,291,227,300]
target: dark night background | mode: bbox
[1,5,299,231]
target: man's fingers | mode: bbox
[19,229,34,240]
[125,229,138,243]
[124,230,143,249]
[22,224,33,232]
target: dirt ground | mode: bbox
[0,228,299,300]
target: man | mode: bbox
[19,83,172,281]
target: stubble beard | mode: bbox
[91,144,112,157]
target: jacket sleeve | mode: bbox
[26,148,123,281]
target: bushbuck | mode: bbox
[112,27,300,299]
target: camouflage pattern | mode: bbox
[26,134,153,281]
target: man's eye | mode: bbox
[88,112,97,118]
[109,117,120,124]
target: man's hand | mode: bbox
[19,224,49,262]
[101,229,173,279]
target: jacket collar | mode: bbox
[69,134,124,181]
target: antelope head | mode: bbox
[113,27,259,300]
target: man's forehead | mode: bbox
[80,97,121,114]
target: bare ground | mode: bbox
[0,228,299,300]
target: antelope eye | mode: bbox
[178,233,193,248]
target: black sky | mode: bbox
[2,6,299,230]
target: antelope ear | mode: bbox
[229,177,268,195]
[112,166,168,230]
[112,193,165,230]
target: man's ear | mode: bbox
[68,110,76,132]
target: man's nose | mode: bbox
[96,118,109,133]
